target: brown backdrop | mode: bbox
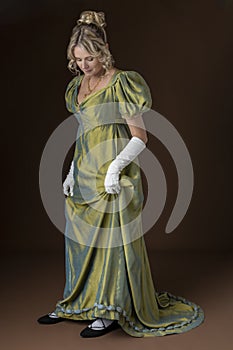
[1,0,232,254]
[1,2,233,350]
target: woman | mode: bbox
[38,10,204,338]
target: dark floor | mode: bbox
[1,250,232,350]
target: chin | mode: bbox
[83,70,92,74]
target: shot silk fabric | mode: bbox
[55,70,204,337]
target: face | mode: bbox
[73,45,103,76]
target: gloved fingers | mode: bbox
[115,184,121,193]
[63,178,74,196]
[104,172,120,191]
[105,187,116,194]
[105,184,121,194]
[65,186,74,197]
[70,181,75,196]
[63,185,69,196]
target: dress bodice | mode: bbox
[65,70,152,135]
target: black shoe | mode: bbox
[80,319,120,338]
[37,313,65,324]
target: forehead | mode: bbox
[73,45,92,58]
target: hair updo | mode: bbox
[67,10,115,76]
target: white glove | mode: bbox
[104,136,146,194]
[63,161,74,196]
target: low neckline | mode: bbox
[75,69,122,107]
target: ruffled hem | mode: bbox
[55,291,204,337]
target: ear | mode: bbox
[105,42,109,49]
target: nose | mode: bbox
[82,60,89,70]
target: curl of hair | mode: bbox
[67,10,115,76]
[77,10,106,28]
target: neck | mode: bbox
[97,67,106,77]
[88,69,106,80]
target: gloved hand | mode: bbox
[104,136,146,194]
[63,161,74,196]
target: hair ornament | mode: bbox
[77,10,106,28]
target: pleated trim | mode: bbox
[55,292,204,335]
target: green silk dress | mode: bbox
[54,69,205,337]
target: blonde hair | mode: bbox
[67,10,115,76]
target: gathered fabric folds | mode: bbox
[55,69,204,337]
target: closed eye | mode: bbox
[75,57,94,62]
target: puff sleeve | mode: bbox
[116,71,152,118]
[64,75,80,113]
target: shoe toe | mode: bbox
[80,320,119,338]
[37,314,64,324]
[80,327,97,338]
